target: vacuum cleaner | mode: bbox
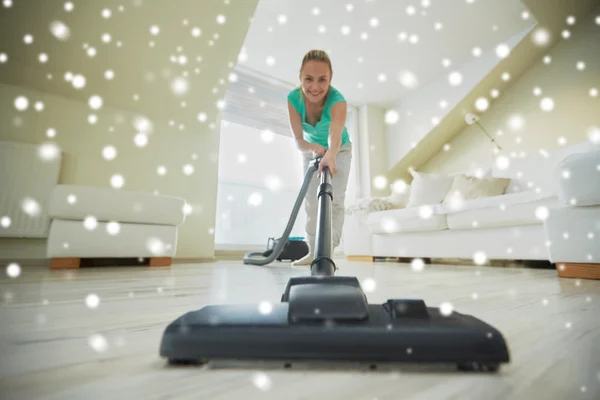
[254,236,309,262]
[159,156,510,372]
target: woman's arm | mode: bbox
[288,101,314,152]
[328,101,347,154]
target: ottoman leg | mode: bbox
[51,258,81,269]
[150,257,172,267]
[556,263,600,280]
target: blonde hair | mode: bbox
[297,50,333,104]
[300,49,333,79]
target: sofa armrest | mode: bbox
[49,185,187,226]
[554,150,600,206]
[543,206,599,264]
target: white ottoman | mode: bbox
[47,185,186,269]
[544,149,600,279]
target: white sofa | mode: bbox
[343,141,600,272]
[47,184,187,268]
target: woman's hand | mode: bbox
[318,151,337,178]
[311,143,327,157]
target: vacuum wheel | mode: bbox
[456,361,500,373]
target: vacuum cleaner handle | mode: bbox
[243,155,335,274]
[311,158,336,276]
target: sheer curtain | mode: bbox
[214,120,307,249]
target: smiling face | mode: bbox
[300,60,331,105]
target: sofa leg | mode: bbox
[150,257,172,267]
[556,262,600,280]
[347,255,375,262]
[51,258,81,269]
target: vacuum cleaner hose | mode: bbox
[242,157,320,265]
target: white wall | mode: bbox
[421,6,600,175]
[385,27,533,170]
[358,104,388,197]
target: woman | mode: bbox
[287,49,353,266]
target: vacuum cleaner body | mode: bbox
[264,236,309,262]
[160,157,510,371]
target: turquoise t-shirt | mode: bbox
[287,86,351,149]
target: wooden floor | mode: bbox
[0,258,599,399]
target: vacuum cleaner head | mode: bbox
[160,276,510,372]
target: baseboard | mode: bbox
[1,257,217,267]
[344,256,554,269]
[430,258,553,269]
[214,250,249,260]
[217,250,347,262]
[0,258,50,268]
[172,257,216,263]
[0,238,47,259]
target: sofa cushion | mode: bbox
[445,195,561,230]
[442,174,510,209]
[406,171,454,208]
[389,181,411,208]
[438,190,555,214]
[505,178,532,193]
[365,205,447,234]
[48,185,186,226]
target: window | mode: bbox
[215,66,360,250]
[214,121,307,249]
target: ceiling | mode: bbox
[385,0,600,182]
[0,0,258,128]
[239,0,536,107]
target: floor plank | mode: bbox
[0,259,599,399]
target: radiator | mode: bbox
[0,141,62,238]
